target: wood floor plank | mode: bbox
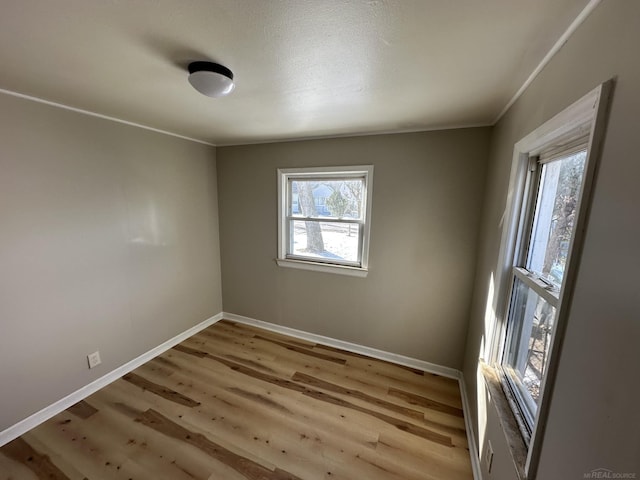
[0,438,70,479]
[376,434,473,480]
[173,343,281,379]
[228,336,462,411]
[28,401,209,480]
[123,372,202,408]
[23,417,142,479]
[314,344,426,375]
[186,333,293,376]
[388,386,464,417]
[0,452,41,480]
[71,380,257,480]
[338,365,463,409]
[138,409,303,480]
[65,399,99,420]
[1,319,473,480]
[253,335,347,365]
[221,322,317,348]
[201,334,323,373]
[291,371,425,420]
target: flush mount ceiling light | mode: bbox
[187,61,235,98]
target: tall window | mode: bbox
[492,81,611,478]
[502,146,588,431]
[277,166,373,277]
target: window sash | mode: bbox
[512,267,559,307]
[287,175,366,182]
[287,177,367,221]
[502,365,537,440]
[286,215,363,224]
[537,134,590,164]
[285,220,364,267]
[501,272,558,438]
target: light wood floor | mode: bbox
[0,320,473,480]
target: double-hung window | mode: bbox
[502,144,588,430]
[277,166,373,277]
[493,81,611,477]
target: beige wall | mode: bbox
[217,129,490,369]
[0,94,222,431]
[463,1,640,477]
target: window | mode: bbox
[277,166,373,277]
[502,147,588,430]
[491,81,611,478]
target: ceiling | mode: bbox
[0,0,591,146]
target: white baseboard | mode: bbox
[0,312,223,447]
[458,372,483,480]
[223,312,460,379]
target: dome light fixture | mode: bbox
[187,61,235,98]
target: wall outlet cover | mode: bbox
[485,440,494,473]
[87,351,101,369]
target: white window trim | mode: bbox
[486,80,612,479]
[277,165,374,277]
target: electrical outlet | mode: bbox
[87,351,101,369]
[485,441,494,473]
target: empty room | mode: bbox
[0,1,638,479]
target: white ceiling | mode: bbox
[0,0,591,146]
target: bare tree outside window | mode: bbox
[296,181,324,253]
[527,151,587,287]
[541,154,586,277]
[326,180,363,236]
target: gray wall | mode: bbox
[0,94,222,431]
[217,129,490,369]
[463,1,640,477]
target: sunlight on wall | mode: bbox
[476,272,496,456]
[129,198,168,246]
[482,272,496,360]
[477,363,488,454]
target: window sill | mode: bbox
[480,361,528,480]
[276,258,368,277]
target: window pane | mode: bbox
[291,179,364,219]
[289,220,359,263]
[526,150,587,287]
[504,277,557,414]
